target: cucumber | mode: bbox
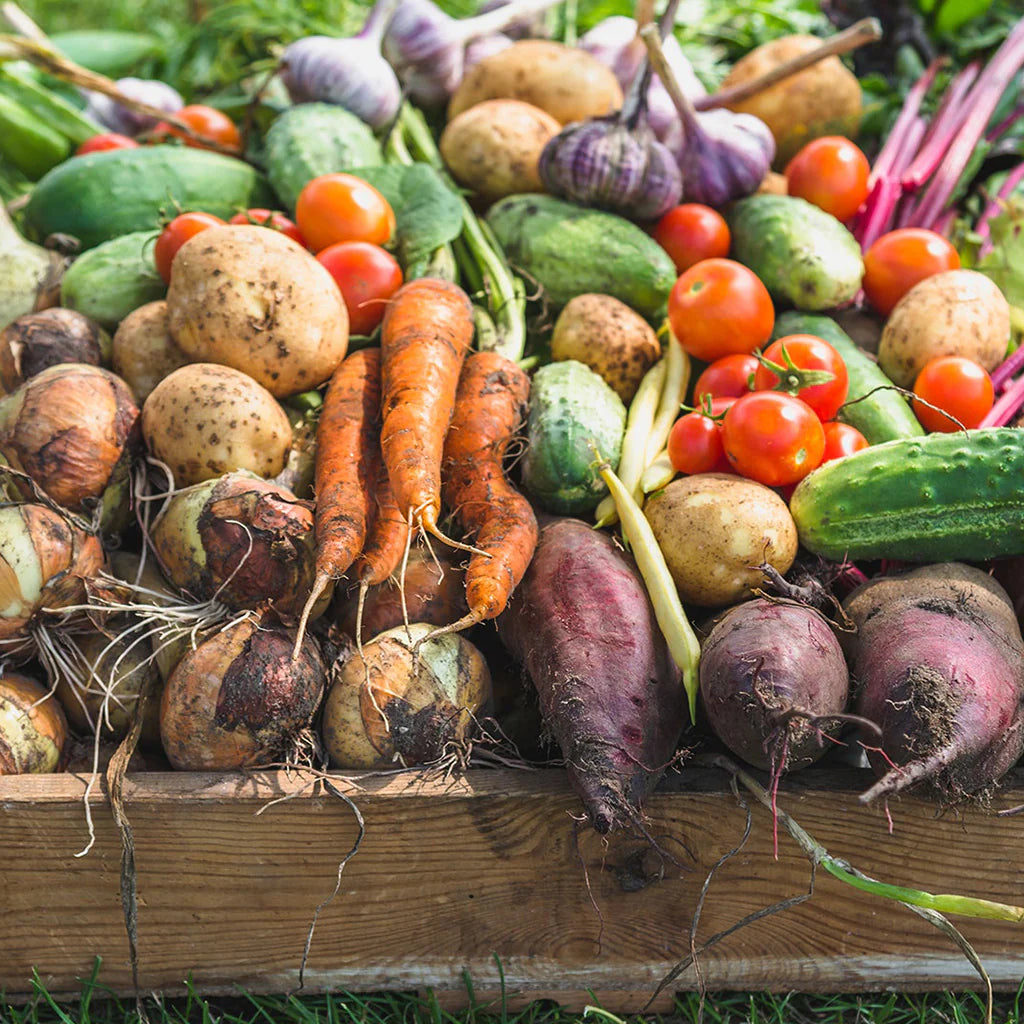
[61,231,166,328]
[49,31,163,76]
[727,195,864,311]
[773,312,924,444]
[522,360,627,515]
[264,104,383,211]
[486,194,677,321]
[23,146,273,250]
[790,428,1024,562]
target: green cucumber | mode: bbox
[61,231,166,328]
[264,104,383,212]
[522,360,627,514]
[790,428,1024,562]
[49,31,163,76]
[23,146,272,250]
[773,312,924,444]
[486,194,677,320]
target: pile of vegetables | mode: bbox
[0,0,1023,873]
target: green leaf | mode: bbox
[978,199,1024,318]
[934,0,995,36]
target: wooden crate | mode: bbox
[2,764,1024,1011]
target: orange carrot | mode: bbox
[379,278,474,546]
[294,347,381,653]
[440,351,538,630]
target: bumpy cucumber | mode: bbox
[522,360,627,514]
[790,428,1024,562]
[24,146,272,249]
[773,312,924,444]
[486,194,677,320]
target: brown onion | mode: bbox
[0,309,109,393]
[151,471,326,618]
[0,671,68,774]
[0,364,140,531]
[159,610,327,770]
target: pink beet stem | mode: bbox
[990,328,1024,392]
[980,372,1024,428]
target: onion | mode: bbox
[0,309,109,394]
[0,671,68,774]
[0,364,140,533]
[150,471,326,619]
[159,610,327,771]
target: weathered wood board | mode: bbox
[2,766,1023,1009]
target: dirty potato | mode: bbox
[112,300,190,404]
[550,293,661,403]
[141,362,292,487]
[166,225,348,398]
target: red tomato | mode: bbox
[722,391,825,487]
[667,411,729,475]
[862,228,961,316]
[912,356,994,432]
[753,334,849,421]
[154,211,225,284]
[820,421,869,464]
[296,173,396,254]
[784,136,871,222]
[152,105,241,152]
[652,204,731,274]
[75,133,139,155]
[317,241,403,335]
[692,353,758,404]
[229,209,306,247]
[668,258,775,363]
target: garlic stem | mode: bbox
[640,21,699,134]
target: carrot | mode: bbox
[379,277,475,548]
[293,348,382,655]
[438,350,538,633]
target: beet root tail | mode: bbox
[859,742,964,804]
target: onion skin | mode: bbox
[0,672,67,774]
[0,309,108,393]
[160,613,327,771]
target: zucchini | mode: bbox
[23,146,273,250]
[790,428,1024,562]
[773,312,924,444]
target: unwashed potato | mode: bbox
[644,473,798,607]
[112,300,189,404]
[440,99,560,205]
[166,225,348,398]
[141,362,292,487]
[721,35,862,167]
[878,269,1010,388]
[550,293,661,403]
[448,40,624,125]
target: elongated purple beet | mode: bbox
[497,517,685,833]
[699,599,850,772]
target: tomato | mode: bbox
[154,211,225,283]
[229,209,306,247]
[152,105,241,152]
[296,173,396,254]
[667,411,730,475]
[75,133,139,155]
[862,228,961,316]
[753,334,849,421]
[692,353,758,404]
[820,421,869,464]
[784,136,871,223]
[911,356,994,432]
[317,241,403,335]
[652,204,731,274]
[667,258,774,362]
[722,391,825,487]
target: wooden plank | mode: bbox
[2,766,1023,1006]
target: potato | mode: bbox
[141,363,292,487]
[448,40,624,125]
[112,300,189,404]
[440,99,560,205]
[644,474,798,607]
[720,35,862,167]
[550,293,661,403]
[878,269,1010,388]
[166,225,348,398]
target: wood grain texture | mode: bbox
[2,766,1024,1006]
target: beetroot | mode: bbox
[497,517,686,833]
[844,563,1024,803]
[699,599,850,773]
